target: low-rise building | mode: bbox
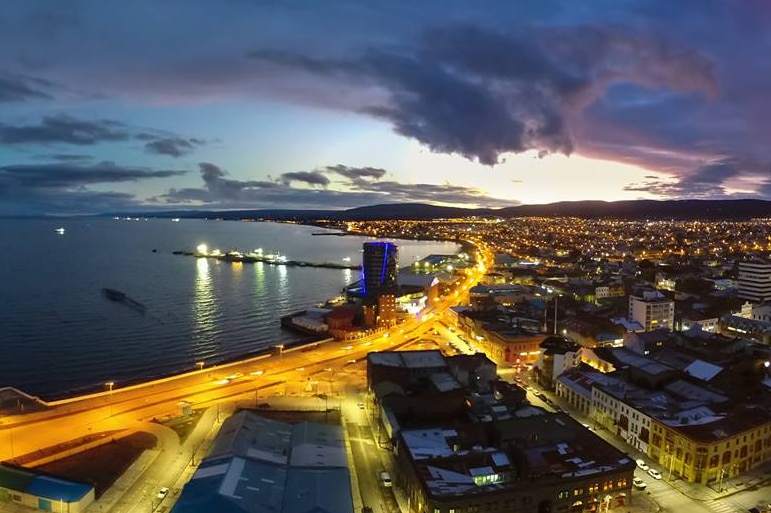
[171,411,353,513]
[396,415,635,513]
[0,464,94,513]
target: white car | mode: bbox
[632,477,647,490]
[647,468,663,480]
[157,487,170,500]
[635,459,649,471]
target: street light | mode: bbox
[105,381,115,417]
[276,343,285,360]
[196,360,205,371]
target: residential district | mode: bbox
[1,216,771,513]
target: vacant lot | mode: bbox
[36,432,157,497]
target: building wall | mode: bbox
[628,294,674,332]
[591,388,652,454]
[738,260,771,303]
[554,381,592,416]
[0,489,93,513]
[396,452,633,513]
[649,420,771,486]
[363,242,398,297]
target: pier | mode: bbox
[173,249,361,270]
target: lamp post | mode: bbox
[196,360,205,371]
[276,343,284,361]
[105,381,114,416]
[718,466,726,492]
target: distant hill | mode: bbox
[108,199,771,221]
[497,199,771,220]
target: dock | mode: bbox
[173,250,361,270]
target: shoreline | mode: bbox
[4,220,463,403]
[34,331,326,403]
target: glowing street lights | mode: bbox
[196,360,205,371]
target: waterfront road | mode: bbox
[0,244,490,465]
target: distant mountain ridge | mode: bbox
[110,199,771,221]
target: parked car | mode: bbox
[647,468,663,480]
[632,477,647,490]
[635,459,649,471]
[157,487,170,500]
[380,471,393,487]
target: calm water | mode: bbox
[0,218,459,399]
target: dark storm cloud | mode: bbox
[0,115,130,145]
[251,24,716,165]
[193,162,278,201]
[324,164,387,182]
[0,161,186,188]
[279,170,330,187]
[0,161,187,215]
[155,162,513,209]
[3,0,770,205]
[623,158,748,198]
[145,137,204,158]
[0,71,54,102]
[0,115,206,156]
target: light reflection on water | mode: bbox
[0,218,461,398]
[192,257,217,355]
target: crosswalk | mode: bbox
[705,497,747,513]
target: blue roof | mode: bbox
[26,475,92,502]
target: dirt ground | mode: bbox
[30,408,339,498]
[35,432,157,497]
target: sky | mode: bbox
[1,0,770,215]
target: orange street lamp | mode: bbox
[105,381,115,416]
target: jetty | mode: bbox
[173,249,361,270]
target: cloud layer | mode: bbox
[0,0,770,212]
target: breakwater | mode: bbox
[173,250,361,270]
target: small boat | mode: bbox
[54,227,65,235]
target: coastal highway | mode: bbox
[0,243,491,464]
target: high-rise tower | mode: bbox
[362,241,397,297]
[738,259,771,303]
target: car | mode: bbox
[632,477,647,490]
[380,471,392,487]
[635,459,649,471]
[157,487,170,500]
[647,468,663,480]
[357,401,365,410]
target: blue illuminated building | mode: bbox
[362,242,398,297]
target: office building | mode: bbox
[628,290,674,332]
[738,259,771,303]
[362,241,397,297]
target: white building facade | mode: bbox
[628,290,674,332]
[738,259,771,303]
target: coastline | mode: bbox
[0,219,459,401]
